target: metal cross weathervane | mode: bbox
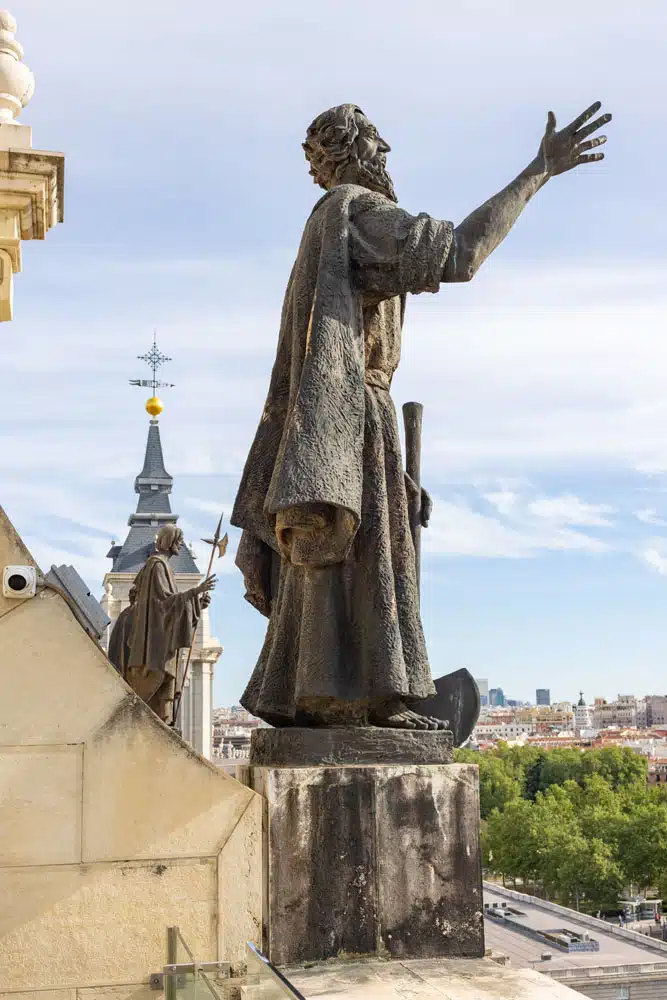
[129,331,176,393]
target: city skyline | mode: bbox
[1,1,666,707]
[471,679,667,711]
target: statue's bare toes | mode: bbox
[370,709,416,729]
[418,713,449,730]
[370,701,452,731]
[393,713,417,729]
[402,710,431,730]
[403,710,448,730]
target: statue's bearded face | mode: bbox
[351,113,396,202]
[155,525,184,557]
[303,105,397,202]
[169,531,184,557]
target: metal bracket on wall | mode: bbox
[164,962,231,975]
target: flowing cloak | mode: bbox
[107,604,134,677]
[127,553,202,680]
[231,183,454,723]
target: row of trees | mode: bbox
[453,743,667,911]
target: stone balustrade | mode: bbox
[0,9,64,321]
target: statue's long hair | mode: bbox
[303,104,363,190]
[303,104,397,202]
[155,524,183,553]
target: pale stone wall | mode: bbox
[0,507,262,997]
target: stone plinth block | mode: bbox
[247,759,483,965]
[250,726,453,766]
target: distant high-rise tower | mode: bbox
[536,688,551,707]
[475,678,489,707]
[489,687,505,708]
[100,337,222,759]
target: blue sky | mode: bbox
[2,0,667,706]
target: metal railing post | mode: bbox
[165,926,178,1000]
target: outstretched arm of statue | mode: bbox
[443,102,611,283]
[276,503,357,567]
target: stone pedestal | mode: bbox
[243,728,484,966]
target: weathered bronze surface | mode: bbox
[232,102,611,730]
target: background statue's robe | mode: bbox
[126,553,201,700]
[231,183,454,724]
[107,603,134,677]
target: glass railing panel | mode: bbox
[246,942,306,1000]
[198,969,226,999]
[175,973,197,1000]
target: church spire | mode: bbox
[130,418,175,524]
[106,336,198,575]
[135,419,172,492]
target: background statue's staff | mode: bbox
[173,513,228,728]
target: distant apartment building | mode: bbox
[646,695,667,726]
[211,704,266,762]
[475,678,489,706]
[553,700,574,713]
[518,705,574,732]
[648,759,667,786]
[536,688,551,706]
[474,721,536,741]
[479,708,515,724]
[527,734,595,749]
[636,697,648,729]
[593,695,645,730]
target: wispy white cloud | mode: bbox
[184,498,235,519]
[526,495,614,527]
[426,496,610,559]
[425,485,613,560]
[484,491,519,516]
[635,508,667,527]
[640,542,667,577]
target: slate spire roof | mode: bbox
[107,419,199,575]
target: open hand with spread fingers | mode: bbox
[537,101,611,178]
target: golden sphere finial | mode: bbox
[146,396,163,417]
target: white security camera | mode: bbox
[2,565,37,598]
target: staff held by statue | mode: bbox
[172,513,228,728]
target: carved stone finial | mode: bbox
[0,10,34,123]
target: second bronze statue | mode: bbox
[108,524,217,726]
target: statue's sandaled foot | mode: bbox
[370,700,448,730]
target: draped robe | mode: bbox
[231,183,454,725]
[126,553,202,702]
[107,603,134,677]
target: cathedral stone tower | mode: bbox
[101,364,221,759]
